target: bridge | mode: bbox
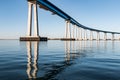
[20,0,120,41]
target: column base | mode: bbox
[61,38,75,41]
[20,36,48,41]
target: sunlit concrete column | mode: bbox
[65,20,71,38]
[76,25,78,40]
[104,33,107,40]
[77,27,79,40]
[86,30,88,40]
[77,27,80,40]
[33,1,39,37]
[84,29,86,40]
[72,24,75,39]
[68,21,71,38]
[27,2,33,36]
[84,29,87,40]
[112,33,114,41]
[80,28,82,40]
[90,30,93,40]
[97,32,100,41]
[65,20,68,38]
[85,29,88,40]
[78,27,82,40]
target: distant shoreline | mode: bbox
[0,39,18,40]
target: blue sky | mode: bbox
[0,0,120,39]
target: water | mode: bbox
[0,40,120,80]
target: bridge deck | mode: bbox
[36,0,120,34]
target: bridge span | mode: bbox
[20,0,120,41]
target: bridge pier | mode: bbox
[90,31,93,41]
[65,20,68,38]
[62,20,75,41]
[75,25,78,40]
[80,28,82,40]
[104,33,107,40]
[65,21,71,38]
[84,29,87,40]
[33,1,39,37]
[86,30,88,40]
[84,29,85,40]
[27,2,32,36]
[26,1,39,37]
[112,33,114,41]
[97,32,100,41]
[78,27,80,40]
[72,24,75,39]
[20,1,47,41]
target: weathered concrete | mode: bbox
[20,37,48,41]
[61,38,75,41]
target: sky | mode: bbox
[0,0,120,39]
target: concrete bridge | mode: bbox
[20,0,120,41]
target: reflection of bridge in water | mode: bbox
[26,41,39,79]
[20,0,120,41]
[26,40,114,79]
[26,41,83,80]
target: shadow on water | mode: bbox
[25,41,83,80]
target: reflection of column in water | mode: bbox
[90,41,93,53]
[83,41,86,49]
[75,41,81,57]
[78,41,81,54]
[90,41,93,49]
[80,41,82,51]
[111,41,115,53]
[65,41,70,62]
[112,41,115,50]
[104,41,107,50]
[71,41,75,59]
[26,41,39,79]
[32,41,39,79]
[97,41,100,50]
[26,41,32,79]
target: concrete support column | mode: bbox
[90,31,93,40]
[65,21,71,38]
[72,24,75,39]
[97,32,100,41]
[112,33,114,41]
[65,21,68,38]
[33,2,39,37]
[84,29,87,40]
[76,26,78,40]
[78,27,81,40]
[80,28,82,40]
[84,29,85,40]
[104,33,107,40]
[86,30,88,40]
[27,2,33,36]
[68,21,71,38]
[27,1,39,37]
[77,27,80,40]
